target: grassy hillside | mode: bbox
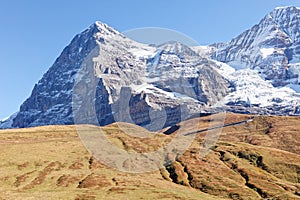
[0,113,299,199]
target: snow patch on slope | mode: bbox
[191,45,214,58]
[260,48,274,58]
[130,83,198,101]
[128,44,156,59]
[212,61,236,79]
[213,60,300,108]
[226,69,299,107]
[0,112,18,129]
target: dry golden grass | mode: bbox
[0,113,299,199]
[0,125,221,200]
[173,113,300,200]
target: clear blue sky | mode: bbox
[1,0,300,120]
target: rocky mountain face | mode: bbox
[211,6,300,87]
[11,24,100,128]
[1,6,300,129]
[7,22,230,129]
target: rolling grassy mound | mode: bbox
[0,113,299,199]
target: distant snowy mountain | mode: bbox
[1,6,300,129]
[211,6,300,87]
[206,6,300,115]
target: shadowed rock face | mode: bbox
[211,6,300,87]
[11,22,230,129]
[12,24,100,128]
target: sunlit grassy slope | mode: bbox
[0,113,299,200]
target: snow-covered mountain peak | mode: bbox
[211,5,300,87]
[159,40,185,48]
[156,41,199,62]
[94,21,120,36]
[263,6,300,23]
[274,6,300,11]
[268,6,300,39]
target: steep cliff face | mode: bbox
[211,6,300,87]
[9,22,230,129]
[12,24,101,128]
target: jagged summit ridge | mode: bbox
[94,21,120,35]
[274,6,300,11]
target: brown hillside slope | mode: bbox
[0,113,299,199]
